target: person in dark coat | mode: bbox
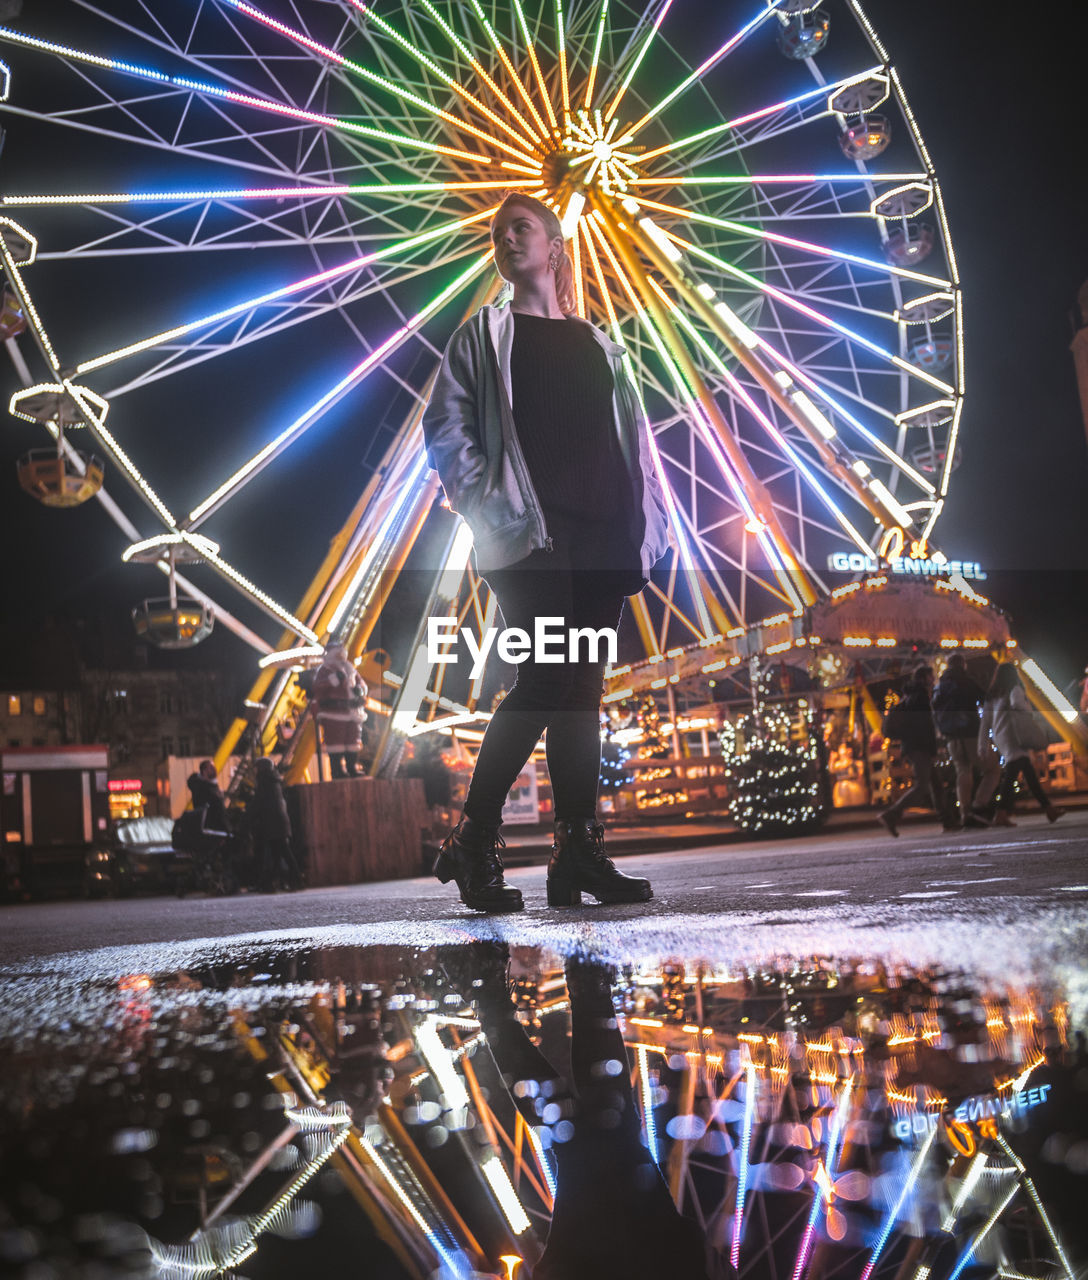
[879,665,943,837]
[187,759,229,833]
[931,654,1000,829]
[249,757,302,892]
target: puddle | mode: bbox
[1,943,1086,1279]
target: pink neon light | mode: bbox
[792,1222,817,1280]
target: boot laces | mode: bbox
[586,822,615,867]
[482,829,507,873]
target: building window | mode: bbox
[7,739,21,748]
[32,696,47,717]
[161,737,174,759]
[112,690,128,715]
[160,693,174,715]
[7,695,21,717]
[178,736,191,757]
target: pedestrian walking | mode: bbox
[879,665,943,837]
[979,663,1064,826]
[421,192,670,911]
[249,757,302,891]
[312,642,368,778]
[931,653,1000,828]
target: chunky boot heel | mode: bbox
[548,819,652,907]
[433,817,523,913]
[432,848,456,884]
[546,878,582,908]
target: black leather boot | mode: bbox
[547,820,653,907]
[433,817,524,913]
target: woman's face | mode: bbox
[491,204,561,285]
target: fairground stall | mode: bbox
[598,568,1088,832]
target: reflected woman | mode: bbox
[422,193,670,912]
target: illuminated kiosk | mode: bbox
[0,4,975,790]
[601,565,1088,820]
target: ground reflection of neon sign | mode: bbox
[893,1084,1052,1141]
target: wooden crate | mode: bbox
[290,777,429,887]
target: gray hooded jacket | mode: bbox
[422,303,671,577]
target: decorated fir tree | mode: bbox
[719,664,826,835]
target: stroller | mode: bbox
[171,805,240,896]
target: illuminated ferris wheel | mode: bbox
[0,0,963,742]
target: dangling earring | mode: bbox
[548,254,558,271]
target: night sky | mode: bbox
[2,0,1087,687]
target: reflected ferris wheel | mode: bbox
[0,0,963,757]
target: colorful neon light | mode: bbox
[620,0,784,143]
[0,180,535,208]
[187,252,491,526]
[76,207,496,375]
[603,0,672,122]
[636,66,884,163]
[731,1062,756,1268]
[0,26,497,165]
[859,1127,936,1280]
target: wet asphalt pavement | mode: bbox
[3,813,1088,1280]
[2,810,1086,983]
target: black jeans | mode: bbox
[463,531,628,828]
[887,747,942,820]
[995,754,1049,811]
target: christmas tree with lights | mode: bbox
[719,663,826,835]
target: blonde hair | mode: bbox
[490,192,577,317]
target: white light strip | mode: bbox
[480,1154,532,1235]
[257,645,325,670]
[1018,658,1081,725]
[414,1018,470,1114]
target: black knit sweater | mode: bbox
[510,312,629,524]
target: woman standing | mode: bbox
[422,193,670,912]
[979,663,1064,826]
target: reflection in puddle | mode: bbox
[1,946,1086,1279]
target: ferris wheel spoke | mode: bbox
[574,0,608,112]
[409,0,546,150]
[630,194,951,290]
[71,0,329,101]
[0,27,505,167]
[660,228,956,402]
[100,247,483,398]
[510,0,560,131]
[214,0,539,164]
[621,211,926,539]
[335,1,543,156]
[581,223,726,632]
[0,99,358,186]
[656,289,877,559]
[73,205,496,377]
[588,209,812,610]
[2,179,534,213]
[466,0,550,143]
[637,66,885,165]
[186,250,492,527]
[617,0,786,147]
[602,0,670,123]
